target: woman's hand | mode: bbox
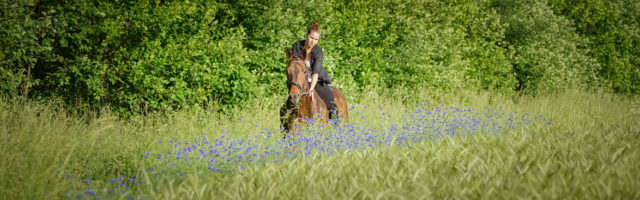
[309,89,315,102]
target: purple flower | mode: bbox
[85,189,95,196]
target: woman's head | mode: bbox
[305,22,321,48]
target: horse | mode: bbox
[280,49,349,137]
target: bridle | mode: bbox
[287,60,311,98]
[284,59,318,123]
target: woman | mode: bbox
[291,21,337,120]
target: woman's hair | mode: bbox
[307,21,321,35]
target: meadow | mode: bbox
[3,1,639,199]
[1,89,638,199]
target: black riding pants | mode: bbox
[314,81,338,120]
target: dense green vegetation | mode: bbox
[2,1,639,198]
[1,90,638,199]
[2,0,638,115]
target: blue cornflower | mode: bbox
[85,189,95,196]
[83,178,91,183]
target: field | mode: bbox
[1,89,639,199]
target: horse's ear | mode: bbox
[286,48,292,60]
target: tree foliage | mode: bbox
[1,0,637,115]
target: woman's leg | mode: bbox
[314,82,338,120]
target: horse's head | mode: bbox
[286,49,309,103]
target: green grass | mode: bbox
[1,89,639,199]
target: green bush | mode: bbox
[548,0,640,94]
[1,0,636,115]
[1,1,255,115]
[493,0,598,94]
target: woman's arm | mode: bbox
[309,73,319,101]
[309,46,324,101]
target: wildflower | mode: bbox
[85,189,95,196]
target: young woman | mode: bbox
[290,22,337,119]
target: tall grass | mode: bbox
[1,89,638,199]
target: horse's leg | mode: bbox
[279,102,288,132]
[280,101,293,138]
[330,86,349,123]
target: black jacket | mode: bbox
[291,40,331,84]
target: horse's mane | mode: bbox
[286,47,307,61]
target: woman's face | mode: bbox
[306,31,320,48]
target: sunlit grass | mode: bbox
[1,89,639,199]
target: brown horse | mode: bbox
[280,50,349,137]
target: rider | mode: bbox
[291,21,338,120]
